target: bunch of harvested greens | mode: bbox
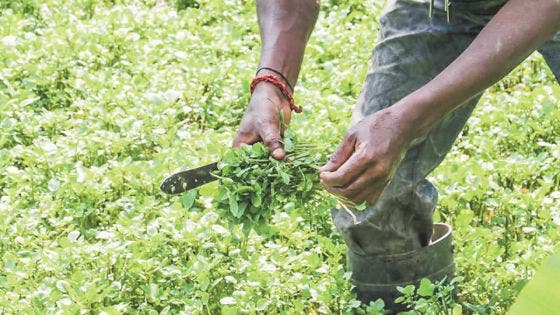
[212,131,330,233]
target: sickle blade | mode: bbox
[160,162,219,195]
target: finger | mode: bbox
[321,179,342,197]
[365,190,384,206]
[322,169,378,203]
[320,152,369,188]
[355,186,384,206]
[352,180,386,205]
[319,133,356,173]
[259,121,285,160]
[326,172,377,200]
[343,162,393,198]
[344,190,380,206]
[232,129,258,148]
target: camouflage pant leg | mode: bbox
[539,31,560,83]
[331,0,560,255]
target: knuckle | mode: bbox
[345,131,357,142]
[324,176,341,187]
[345,186,361,196]
[237,129,252,138]
[254,117,268,127]
[235,130,256,144]
[378,161,392,176]
[329,155,340,164]
[334,188,347,198]
[357,152,373,165]
[373,163,390,178]
[321,176,334,186]
[263,136,281,147]
[362,147,380,162]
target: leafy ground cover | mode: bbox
[1,0,559,313]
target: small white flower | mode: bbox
[1,35,17,46]
[67,230,80,242]
[220,297,236,305]
[95,231,114,240]
[48,179,60,192]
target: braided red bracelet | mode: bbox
[250,74,302,113]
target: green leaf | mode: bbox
[221,306,238,315]
[347,299,361,308]
[508,249,560,314]
[237,185,253,193]
[355,202,367,211]
[181,189,197,209]
[397,284,415,296]
[283,202,295,211]
[417,278,435,297]
[280,171,290,185]
[229,193,242,218]
[284,133,294,152]
[251,193,262,208]
[242,222,253,237]
[366,299,385,315]
[256,298,269,311]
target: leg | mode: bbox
[332,0,505,255]
[538,31,560,83]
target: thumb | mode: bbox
[260,122,285,160]
[320,133,356,173]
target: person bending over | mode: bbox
[233,0,560,260]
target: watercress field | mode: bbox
[1,0,559,313]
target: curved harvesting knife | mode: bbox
[160,162,218,195]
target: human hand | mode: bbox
[232,83,292,160]
[319,108,413,205]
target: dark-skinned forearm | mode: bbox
[397,0,560,138]
[256,0,320,88]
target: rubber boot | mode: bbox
[348,223,454,313]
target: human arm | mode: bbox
[320,0,560,204]
[232,0,320,159]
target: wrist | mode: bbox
[256,67,294,93]
[250,74,302,113]
[252,82,285,100]
[392,89,444,141]
[251,82,290,111]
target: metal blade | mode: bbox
[160,162,219,195]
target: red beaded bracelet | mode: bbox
[250,74,302,113]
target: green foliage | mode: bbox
[365,299,386,315]
[213,134,328,234]
[0,0,558,313]
[396,277,463,315]
[508,248,560,314]
[174,0,199,10]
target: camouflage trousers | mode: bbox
[332,0,560,255]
